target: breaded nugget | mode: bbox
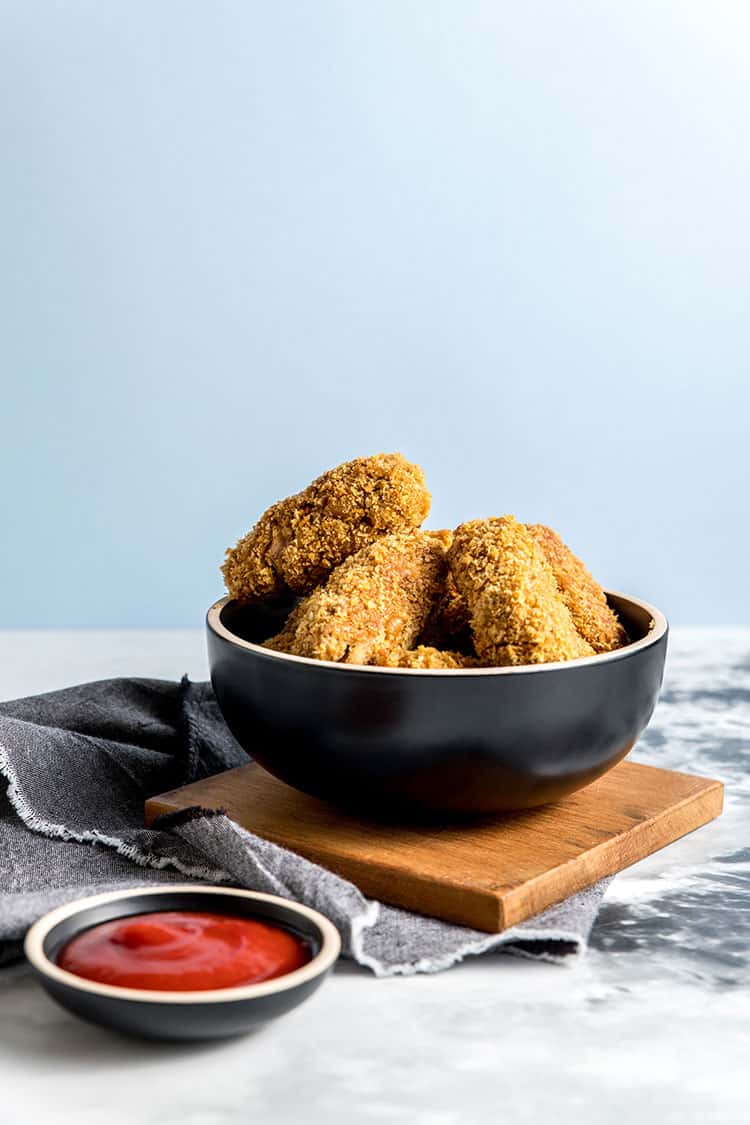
[526,524,628,653]
[222,453,431,601]
[448,517,595,666]
[379,646,478,670]
[263,530,449,665]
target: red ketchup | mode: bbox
[57,911,311,991]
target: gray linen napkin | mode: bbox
[0,678,609,975]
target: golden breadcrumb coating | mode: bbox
[379,646,479,670]
[526,524,628,653]
[222,453,431,601]
[448,516,595,666]
[263,531,450,665]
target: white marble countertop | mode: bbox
[1,629,748,1124]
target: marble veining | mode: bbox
[0,628,748,1125]
[589,630,750,994]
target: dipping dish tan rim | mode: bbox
[207,592,668,675]
[24,885,341,1005]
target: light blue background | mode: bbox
[2,2,748,627]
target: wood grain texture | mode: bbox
[145,761,724,933]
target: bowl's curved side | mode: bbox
[33,969,330,1041]
[207,601,668,815]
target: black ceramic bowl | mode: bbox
[207,592,668,816]
[24,885,341,1041]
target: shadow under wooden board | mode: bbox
[145,761,723,934]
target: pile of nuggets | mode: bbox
[221,453,629,670]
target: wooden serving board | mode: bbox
[145,761,723,933]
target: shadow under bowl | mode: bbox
[206,592,668,817]
[24,886,341,1041]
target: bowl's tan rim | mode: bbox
[207,591,668,676]
[24,885,341,1005]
